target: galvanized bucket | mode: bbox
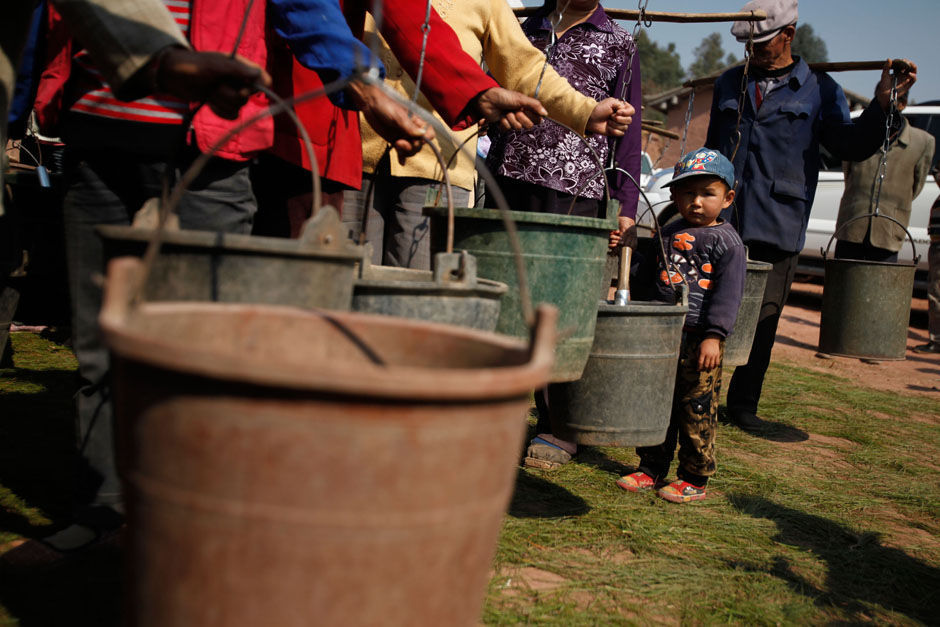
[100,257,556,627]
[723,258,772,366]
[352,250,507,331]
[427,203,620,382]
[818,214,919,360]
[97,205,362,310]
[549,299,688,446]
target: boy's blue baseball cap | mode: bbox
[665,148,736,190]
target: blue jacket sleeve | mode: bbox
[818,75,886,162]
[268,0,385,108]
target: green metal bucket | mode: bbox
[352,251,507,331]
[97,206,363,310]
[548,300,688,446]
[818,213,919,360]
[818,258,916,360]
[428,203,620,382]
[723,258,772,367]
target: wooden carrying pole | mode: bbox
[513,7,766,23]
[683,59,916,89]
[641,124,680,140]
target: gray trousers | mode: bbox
[343,168,470,270]
[929,238,940,344]
[63,147,255,522]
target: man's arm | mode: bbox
[50,0,187,98]
[377,1,545,131]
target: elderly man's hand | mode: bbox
[154,47,272,119]
[474,87,548,131]
[348,81,434,164]
[875,58,918,112]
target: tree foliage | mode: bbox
[687,32,738,79]
[791,23,828,63]
[636,29,685,95]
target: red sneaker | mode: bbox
[657,480,706,503]
[616,471,657,493]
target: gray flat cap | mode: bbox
[731,0,798,43]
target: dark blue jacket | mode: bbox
[706,57,886,252]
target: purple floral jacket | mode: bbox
[486,4,642,218]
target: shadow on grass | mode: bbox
[728,493,940,623]
[576,447,634,478]
[0,540,122,627]
[0,368,80,535]
[508,469,590,519]
[718,406,809,443]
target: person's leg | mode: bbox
[384,178,470,270]
[61,149,164,541]
[726,245,798,428]
[175,152,256,234]
[673,334,722,488]
[916,238,940,350]
[633,337,693,484]
[834,238,899,263]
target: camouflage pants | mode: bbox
[636,332,723,484]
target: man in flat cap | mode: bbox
[705,0,917,432]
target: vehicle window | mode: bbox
[907,114,940,170]
[641,152,653,176]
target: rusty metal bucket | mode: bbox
[818,215,919,360]
[549,299,688,447]
[352,250,507,331]
[100,257,556,627]
[97,205,362,310]
[723,257,772,366]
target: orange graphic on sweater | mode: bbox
[672,233,695,251]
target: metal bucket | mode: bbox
[352,250,507,331]
[427,203,620,382]
[723,258,772,366]
[97,206,362,310]
[100,257,556,627]
[818,258,916,360]
[818,214,918,360]
[548,300,688,447]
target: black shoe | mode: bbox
[912,342,940,354]
[730,411,769,432]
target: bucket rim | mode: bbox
[824,257,919,269]
[96,224,365,261]
[423,205,620,230]
[100,258,556,401]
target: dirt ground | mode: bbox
[772,279,940,397]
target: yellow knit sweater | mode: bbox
[360,0,598,194]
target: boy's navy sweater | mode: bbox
[640,218,746,338]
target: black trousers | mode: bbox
[726,243,799,417]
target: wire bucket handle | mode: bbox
[822,212,920,264]
[132,77,350,306]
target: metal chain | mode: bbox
[729,19,754,163]
[604,0,648,170]
[678,88,695,159]
[871,75,899,216]
[534,1,569,98]
[411,0,434,105]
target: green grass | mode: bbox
[484,362,940,625]
[1,333,939,625]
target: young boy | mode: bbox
[617,148,746,503]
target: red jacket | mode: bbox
[270,0,499,189]
[35,0,271,162]
[36,0,498,184]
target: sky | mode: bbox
[520,1,938,103]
